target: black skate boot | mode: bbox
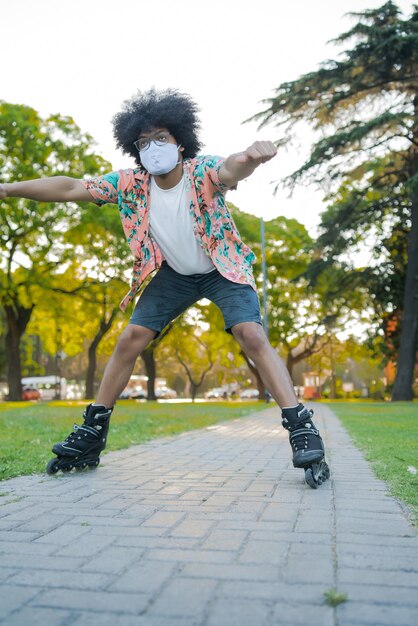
[46,404,113,475]
[282,404,330,489]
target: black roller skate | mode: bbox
[282,404,330,489]
[46,404,113,475]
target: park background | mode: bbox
[1,7,418,624]
[1,0,417,403]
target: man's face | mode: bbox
[134,127,178,152]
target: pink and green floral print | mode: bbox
[81,155,256,311]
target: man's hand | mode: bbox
[219,140,277,188]
[234,141,277,166]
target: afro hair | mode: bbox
[112,88,203,165]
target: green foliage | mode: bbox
[251,1,417,185]
[233,206,315,344]
[307,334,386,399]
[0,102,124,397]
[305,156,409,362]
[159,301,243,398]
[232,205,365,366]
[0,102,112,301]
[0,102,113,326]
[251,2,418,399]
[323,589,348,607]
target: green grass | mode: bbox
[323,401,418,523]
[323,588,348,607]
[0,400,264,481]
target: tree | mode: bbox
[158,310,214,402]
[84,290,121,399]
[306,157,410,365]
[251,2,418,400]
[175,338,214,403]
[307,334,386,399]
[0,102,110,399]
[159,302,243,400]
[232,206,363,381]
[24,264,128,395]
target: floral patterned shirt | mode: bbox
[81,155,256,311]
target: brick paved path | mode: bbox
[0,404,417,625]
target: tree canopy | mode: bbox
[0,102,111,399]
[251,1,418,400]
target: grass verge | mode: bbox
[323,401,418,523]
[0,400,265,481]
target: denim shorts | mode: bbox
[130,262,262,335]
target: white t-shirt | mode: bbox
[149,176,215,275]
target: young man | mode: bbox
[0,89,329,487]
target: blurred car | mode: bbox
[119,386,177,400]
[239,388,260,399]
[205,387,224,399]
[22,386,41,401]
[156,387,177,399]
[129,386,147,399]
[119,386,147,399]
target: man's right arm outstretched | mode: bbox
[0,177,92,202]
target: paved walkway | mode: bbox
[0,404,417,626]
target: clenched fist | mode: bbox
[219,140,278,187]
[235,141,277,165]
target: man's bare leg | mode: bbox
[95,325,157,407]
[231,322,298,407]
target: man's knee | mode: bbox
[115,325,156,356]
[232,322,268,356]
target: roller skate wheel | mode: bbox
[305,467,318,489]
[88,458,100,469]
[305,461,330,489]
[46,458,60,475]
[61,465,73,473]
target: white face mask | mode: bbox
[139,142,181,175]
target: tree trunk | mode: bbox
[392,184,418,400]
[175,346,213,402]
[191,384,197,403]
[286,333,327,381]
[5,321,22,401]
[286,353,295,379]
[85,308,119,400]
[34,334,42,367]
[4,302,34,401]
[142,347,157,400]
[85,341,98,400]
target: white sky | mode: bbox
[1,0,414,235]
